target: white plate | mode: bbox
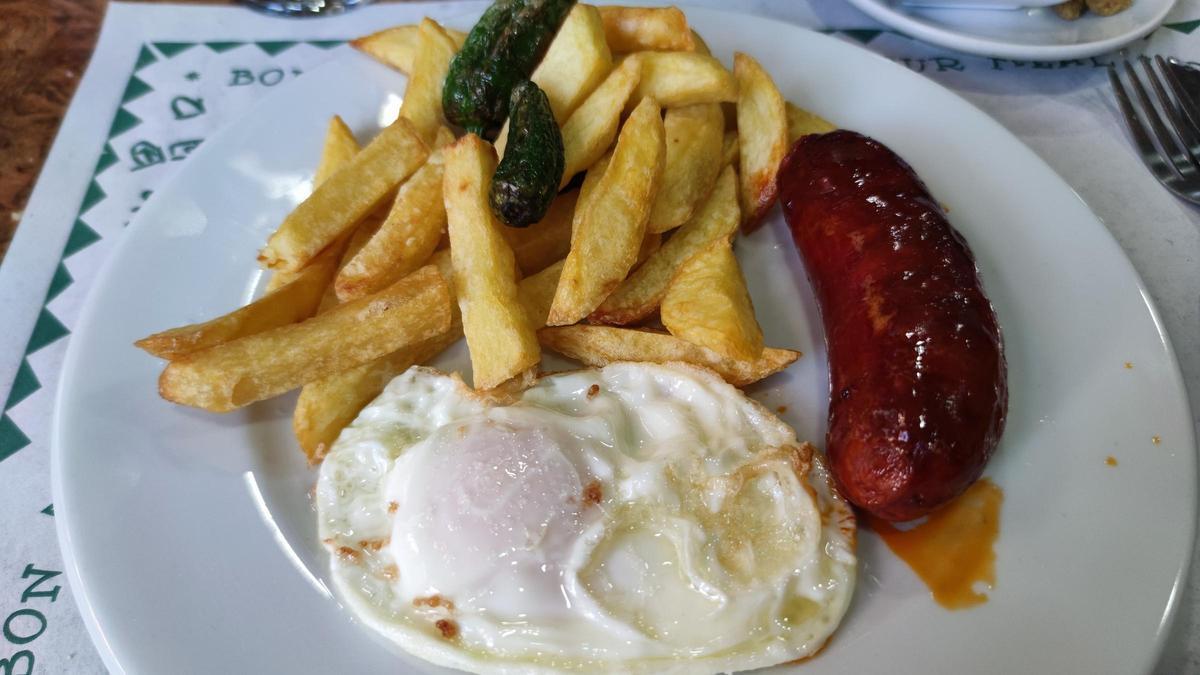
[847,0,1178,60]
[53,7,1196,675]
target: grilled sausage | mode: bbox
[777,130,1007,521]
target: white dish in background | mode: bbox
[849,0,1178,60]
[901,0,1061,9]
[52,7,1196,675]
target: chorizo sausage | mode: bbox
[777,130,1007,521]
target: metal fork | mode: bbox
[1109,55,1200,205]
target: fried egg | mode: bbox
[316,363,856,674]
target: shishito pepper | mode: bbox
[442,0,576,137]
[490,81,565,228]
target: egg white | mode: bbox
[316,363,856,674]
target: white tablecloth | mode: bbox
[0,1,1196,672]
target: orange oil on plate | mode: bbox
[869,479,1003,610]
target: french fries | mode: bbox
[661,240,764,361]
[443,135,541,389]
[259,117,429,272]
[294,329,461,463]
[296,252,565,462]
[400,19,461,144]
[721,131,739,169]
[598,6,695,52]
[498,4,613,157]
[158,266,451,412]
[786,101,836,143]
[266,116,360,292]
[519,259,566,328]
[539,325,799,387]
[559,54,643,187]
[137,245,340,360]
[637,231,661,264]
[351,24,467,75]
[500,190,578,275]
[647,103,724,233]
[591,164,740,324]
[335,127,454,302]
[628,52,737,112]
[734,52,788,232]
[549,96,665,325]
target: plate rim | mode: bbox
[845,0,1180,60]
[51,6,1198,674]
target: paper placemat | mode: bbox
[0,1,1196,672]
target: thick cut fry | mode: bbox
[734,52,788,232]
[294,329,461,463]
[497,5,613,157]
[518,259,566,329]
[400,19,460,144]
[637,230,661,264]
[786,101,836,143]
[335,128,455,301]
[598,6,695,52]
[500,190,578,275]
[158,266,451,412]
[260,117,429,272]
[691,30,710,56]
[443,135,540,389]
[559,55,642,187]
[627,52,737,113]
[137,245,342,360]
[647,103,724,233]
[591,164,740,324]
[721,131,739,168]
[540,326,799,387]
[351,23,467,75]
[661,241,764,361]
[267,116,361,292]
[549,97,665,325]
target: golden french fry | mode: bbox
[539,325,799,387]
[136,245,341,360]
[661,240,764,361]
[735,52,788,232]
[627,52,737,112]
[597,6,695,52]
[294,329,461,463]
[591,164,739,324]
[690,29,710,56]
[559,54,642,187]
[549,96,665,325]
[443,135,540,389]
[647,103,724,233]
[399,19,460,144]
[518,259,566,329]
[158,266,451,412]
[351,23,467,75]
[500,190,578,275]
[497,5,613,158]
[786,101,836,143]
[266,116,361,292]
[259,117,428,272]
[637,230,661,265]
[721,130,739,168]
[335,128,455,302]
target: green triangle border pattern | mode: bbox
[256,40,299,56]
[0,414,31,464]
[1164,19,1200,34]
[4,360,39,412]
[153,41,197,58]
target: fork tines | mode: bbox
[1109,55,1200,203]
